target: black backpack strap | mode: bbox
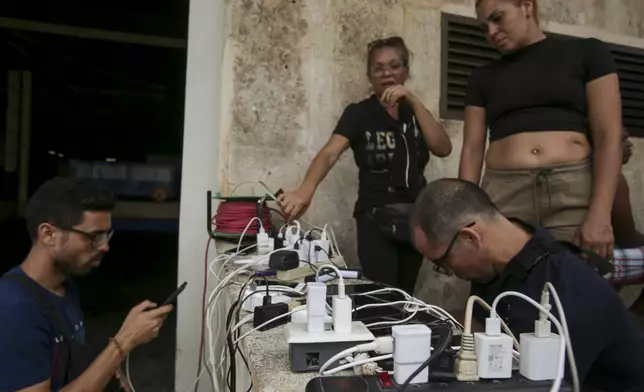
[543,241,614,276]
[1,273,75,341]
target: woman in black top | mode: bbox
[278,37,452,293]
[459,0,622,258]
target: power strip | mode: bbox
[305,375,573,391]
[286,320,375,372]
[276,256,347,281]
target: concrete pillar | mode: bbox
[175,0,225,389]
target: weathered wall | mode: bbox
[219,0,644,311]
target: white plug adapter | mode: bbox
[332,295,352,333]
[519,320,561,381]
[392,324,432,385]
[306,282,327,333]
[312,239,330,263]
[474,317,513,379]
[256,227,273,255]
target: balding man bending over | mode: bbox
[409,178,644,392]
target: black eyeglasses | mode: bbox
[432,222,475,275]
[57,227,114,248]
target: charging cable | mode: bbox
[544,283,579,392]
[318,336,394,374]
[316,263,352,333]
[491,291,567,392]
[322,354,393,376]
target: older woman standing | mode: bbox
[279,37,452,293]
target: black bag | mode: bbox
[367,203,414,243]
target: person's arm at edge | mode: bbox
[458,106,487,185]
[299,135,350,200]
[17,336,128,392]
[406,94,452,157]
[18,303,172,392]
[611,173,644,248]
[584,72,622,255]
[278,134,350,219]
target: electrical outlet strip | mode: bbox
[241,286,294,312]
[275,256,347,281]
[233,254,271,266]
[286,320,375,371]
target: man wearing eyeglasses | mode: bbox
[0,177,173,392]
[409,178,644,392]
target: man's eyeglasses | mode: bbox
[57,227,114,247]
[432,222,475,275]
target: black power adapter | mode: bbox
[252,284,289,331]
[268,249,299,271]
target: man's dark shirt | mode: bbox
[472,222,644,391]
[0,267,85,391]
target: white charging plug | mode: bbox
[256,227,273,255]
[474,316,513,379]
[306,282,327,333]
[392,324,432,385]
[312,239,330,263]
[519,288,561,381]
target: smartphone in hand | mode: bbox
[160,281,188,308]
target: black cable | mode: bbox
[239,288,305,306]
[227,276,257,392]
[224,276,255,392]
[225,298,253,392]
[397,324,453,392]
[225,299,238,392]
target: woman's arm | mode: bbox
[278,135,350,219]
[611,173,644,248]
[580,73,622,256]
[458,106,487,184]
[407,95,452,157]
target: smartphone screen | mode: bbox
[161,281,188,307]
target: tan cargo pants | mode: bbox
[481,160,592,242]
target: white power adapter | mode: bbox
[307,282,327,333]
[392,324,432,385]
[256,227,274,255]
[312,239,330,263]
[474,317,513,379]
[519,290,561,381]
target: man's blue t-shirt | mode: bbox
[473,223,644,391]
[0,267,85,392]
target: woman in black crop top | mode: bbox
[278,37,452,293]
[459,0,623,258]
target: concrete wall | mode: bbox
[175,0,225,389]
[217,0,644,311]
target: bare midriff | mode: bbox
[486,131,592,170]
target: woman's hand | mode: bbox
[381,85,413,106]
[277,188,313,221]
[574,214,614,259]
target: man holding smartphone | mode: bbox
[0,177,173,392]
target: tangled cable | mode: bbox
[213,201,275,235]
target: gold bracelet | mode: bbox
[109,337,127,361]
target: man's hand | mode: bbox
[114,300,173,353]
[277,188,312,221]
[574,215,614,258]
[114,367,132,392]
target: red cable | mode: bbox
[213,201,275,234]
